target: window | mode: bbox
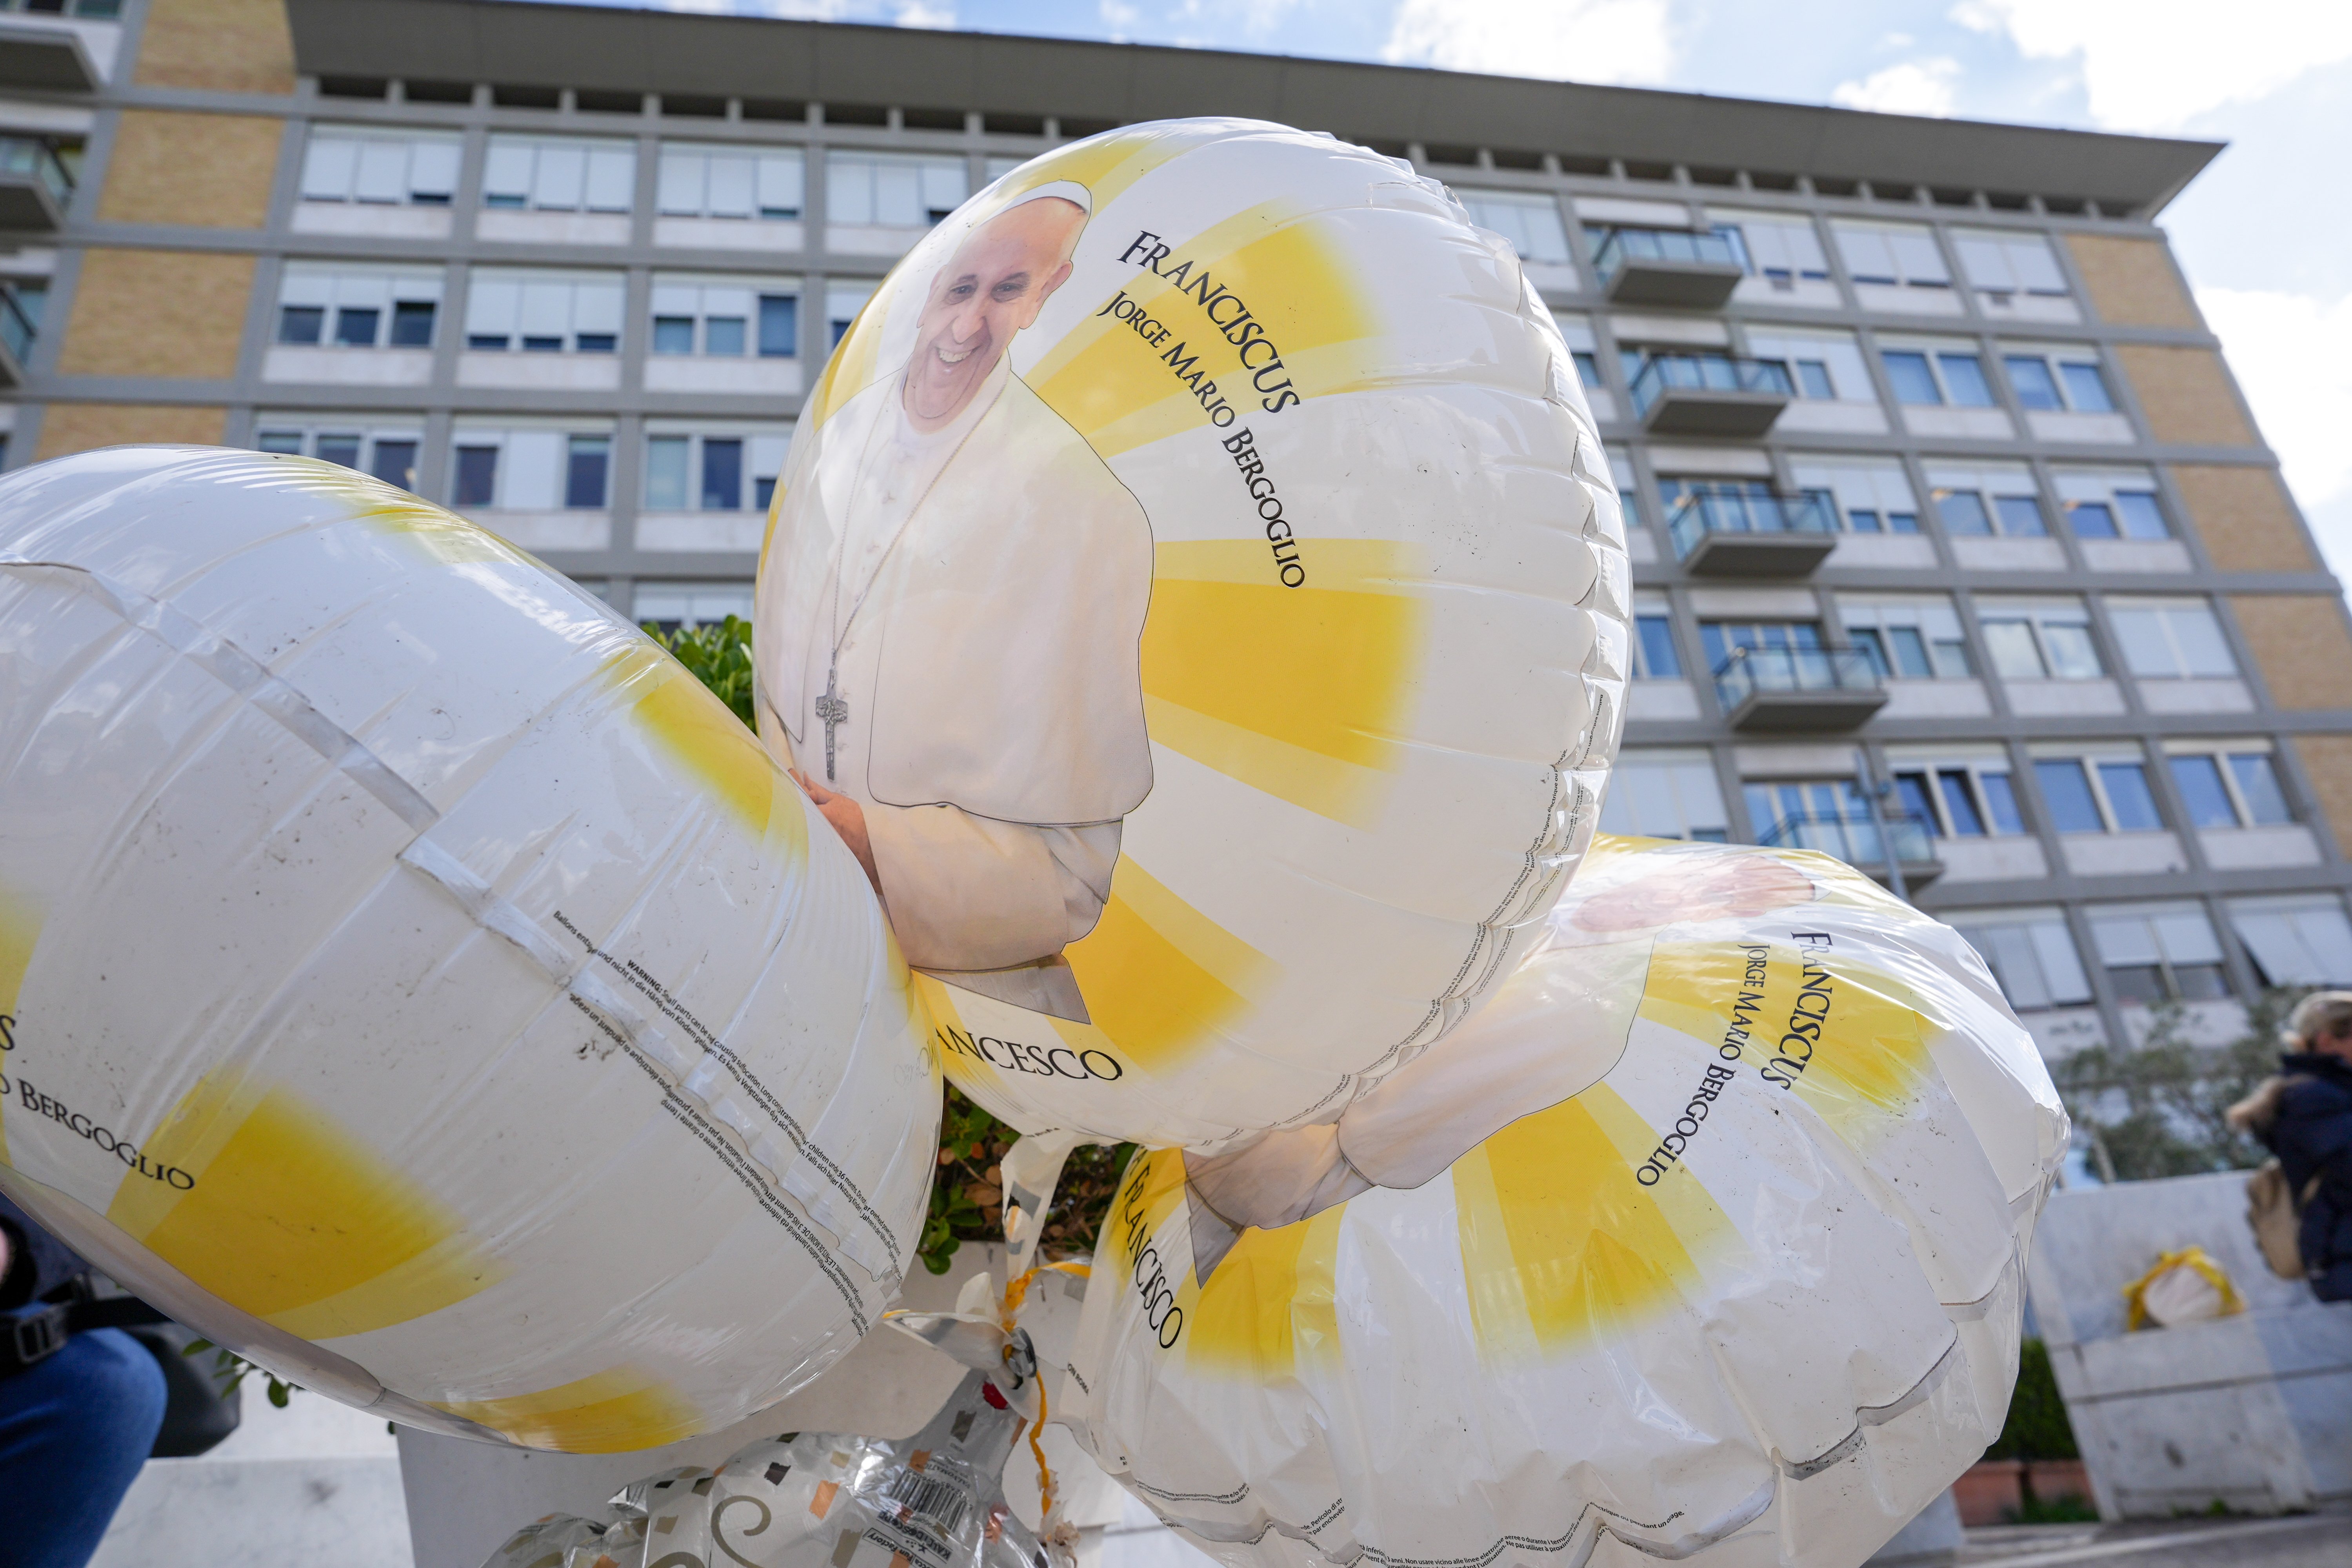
[446,426,616,511]
[658,144,804,220]
[1609,447,1643,530]
[633,581,755,635]
[1699,620,1821,672]
[827,282,874,348]
[1744,327,1871,403]
[650,276,799,358]
[2108,598,2236,680]
[464,271,625,354]
[275,264,442,350]
[299,127,460,206]
[1978,598,2102,680]
[1630,593,1680,679]
[2229,896,2352,988]
[984,155,1029,184]
[1791,455,1920,534]
[2052,467,2169,541]
[1555,314,1603,391]
[1950,229,2068,303]
[1925,461,2045,537]
[1457,191,1570,265]
[253,421,422,492]
[2032,751,2163,834]
[1841,597,1971,680]
[2000,345,2115,413]
[481,136,635,213]
[1880,343,1996,407]
[1742,778,1888,861]
[826,151,966,227]
[2088,903,2232,1003]
[1711,209,1829,287]
[1830,220,1950,289]
[1599,750,1729,841]
[643,430,792,512]
[1950,910,2094,1012]
[2166,743,2292,829]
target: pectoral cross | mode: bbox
[815,660,850,783]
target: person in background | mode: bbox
[2229,990,2352,1302]
[0,1193,166,1567]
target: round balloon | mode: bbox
[1054,836,2067,1568]
[754,118,1629,1149]
[0,447,937,1451]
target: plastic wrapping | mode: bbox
[479,1370,1048,1568]
[755,119,1628,1149]
[2124,1246,2243,1329]
[0,447,938,1450]
[1056,836,2068,1568]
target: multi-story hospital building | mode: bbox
[4,0,2347,1065]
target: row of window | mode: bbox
[271,265,869,357]
[1642,462,2169,544]
[1627,594,2237,686]
[1561,320,2128,425]
[1954,896,2351,1013]
[258,421,790,514]
[296,126,2094,314]
[302,129,1011,227]
[1605,738,2309,879]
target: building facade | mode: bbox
[5,0,2350,1069]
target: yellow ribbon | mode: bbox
[2122,1245,2246,1330]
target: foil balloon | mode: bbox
[754,118,1629,1149]
[0,447,937,1452]
[1054,836,2067,1568]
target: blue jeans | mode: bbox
[0,1328,167,1568]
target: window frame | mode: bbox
[2030,747,2167,836]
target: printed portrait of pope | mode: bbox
[756,180,1154,1024]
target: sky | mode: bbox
[596,0,2352,578]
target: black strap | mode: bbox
[0,1296,171,1379]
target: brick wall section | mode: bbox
[2115,344,2256,447]
[2172,465,2317,573]
[98,111,283,228]
[35,402,227,459]
[2291,734,2352,859]
[56,249,253,379]
[2231,595,2352,710]
[133,0,296,93]
[2065,234,2201,329]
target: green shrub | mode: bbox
[645,614,756,729]
[1985,1339,2079,1461]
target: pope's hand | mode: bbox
[791,770,882,895]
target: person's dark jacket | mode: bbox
[2234,1052,2352,1303]
[0,1191,92,1310]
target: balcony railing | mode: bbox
[1756,810,1937,869]
[0,135,71,205]
[1714,645,1881,709]
[1668,490,1837,561]
[1629,353,1794,416]
[0,285,35,371]
[1591,225,1743,280]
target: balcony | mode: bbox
[1669,490,1838,576]
[1591,226,1745,309]
[1714,646,1887,732]
[0,285,35,385]
[1629,353,1791,438]
[0,22,100,92]
[1755,811,1943,887]
[0,136,71,231]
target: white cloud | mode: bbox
[1829,57,1961,117]
[1099,0,1140,28]
[2199,286,2352,514]
[894,0,953,22]
[1381,0,1675,84]
[1954,0,2352,130]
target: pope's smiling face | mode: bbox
[902,197,1084,432]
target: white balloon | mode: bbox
[756,119,1628,1149]
[1055,837,2068,1568]
[0,448,937,1451]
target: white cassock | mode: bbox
[756,353,1154,1021]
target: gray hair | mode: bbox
[2283,989,2352,1048]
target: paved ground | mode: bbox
[1960,1512,2351,1568]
